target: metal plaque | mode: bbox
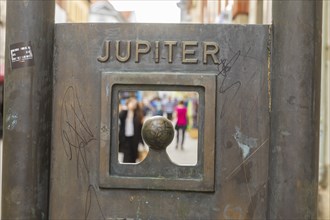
[50,23,270,219]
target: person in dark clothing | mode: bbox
[118,97,144,163]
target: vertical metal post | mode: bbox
[2,1,54,219]
[269,1,322,219]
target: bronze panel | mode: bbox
[50,23,270,219]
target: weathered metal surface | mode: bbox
[49,23,270,219]
[2,1,54,219]
[268,1,322,219]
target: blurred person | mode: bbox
[175,100,188,150]
[119,97,144,163]
[163,96,176,120]
[141,97,154,116]
[151,97,163,116]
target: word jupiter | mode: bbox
[97,40,221,65]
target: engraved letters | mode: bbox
[135,40,151,63]
[116,40,131,62]
[164,41,177,63]
[97,40,111,62]
[182,41,198,64]
[97,40,220,64]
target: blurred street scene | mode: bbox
[117,91,199,165]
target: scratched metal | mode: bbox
[49,24,270,219]
[2,1,54,219]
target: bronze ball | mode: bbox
[141,116,174,151]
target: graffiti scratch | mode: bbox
[226,138,269,181]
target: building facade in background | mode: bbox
[56,0,90,22]
[178,0,271,24]
[55,0,133,23]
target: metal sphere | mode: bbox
[141,116,174,151]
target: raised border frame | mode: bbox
[99,72,216,191]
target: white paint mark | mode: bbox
[281,131,291,136]
[6,113,18,130]
[106,83,110,97]
[233,127,257,159]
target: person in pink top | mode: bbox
[175,100,188,150]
